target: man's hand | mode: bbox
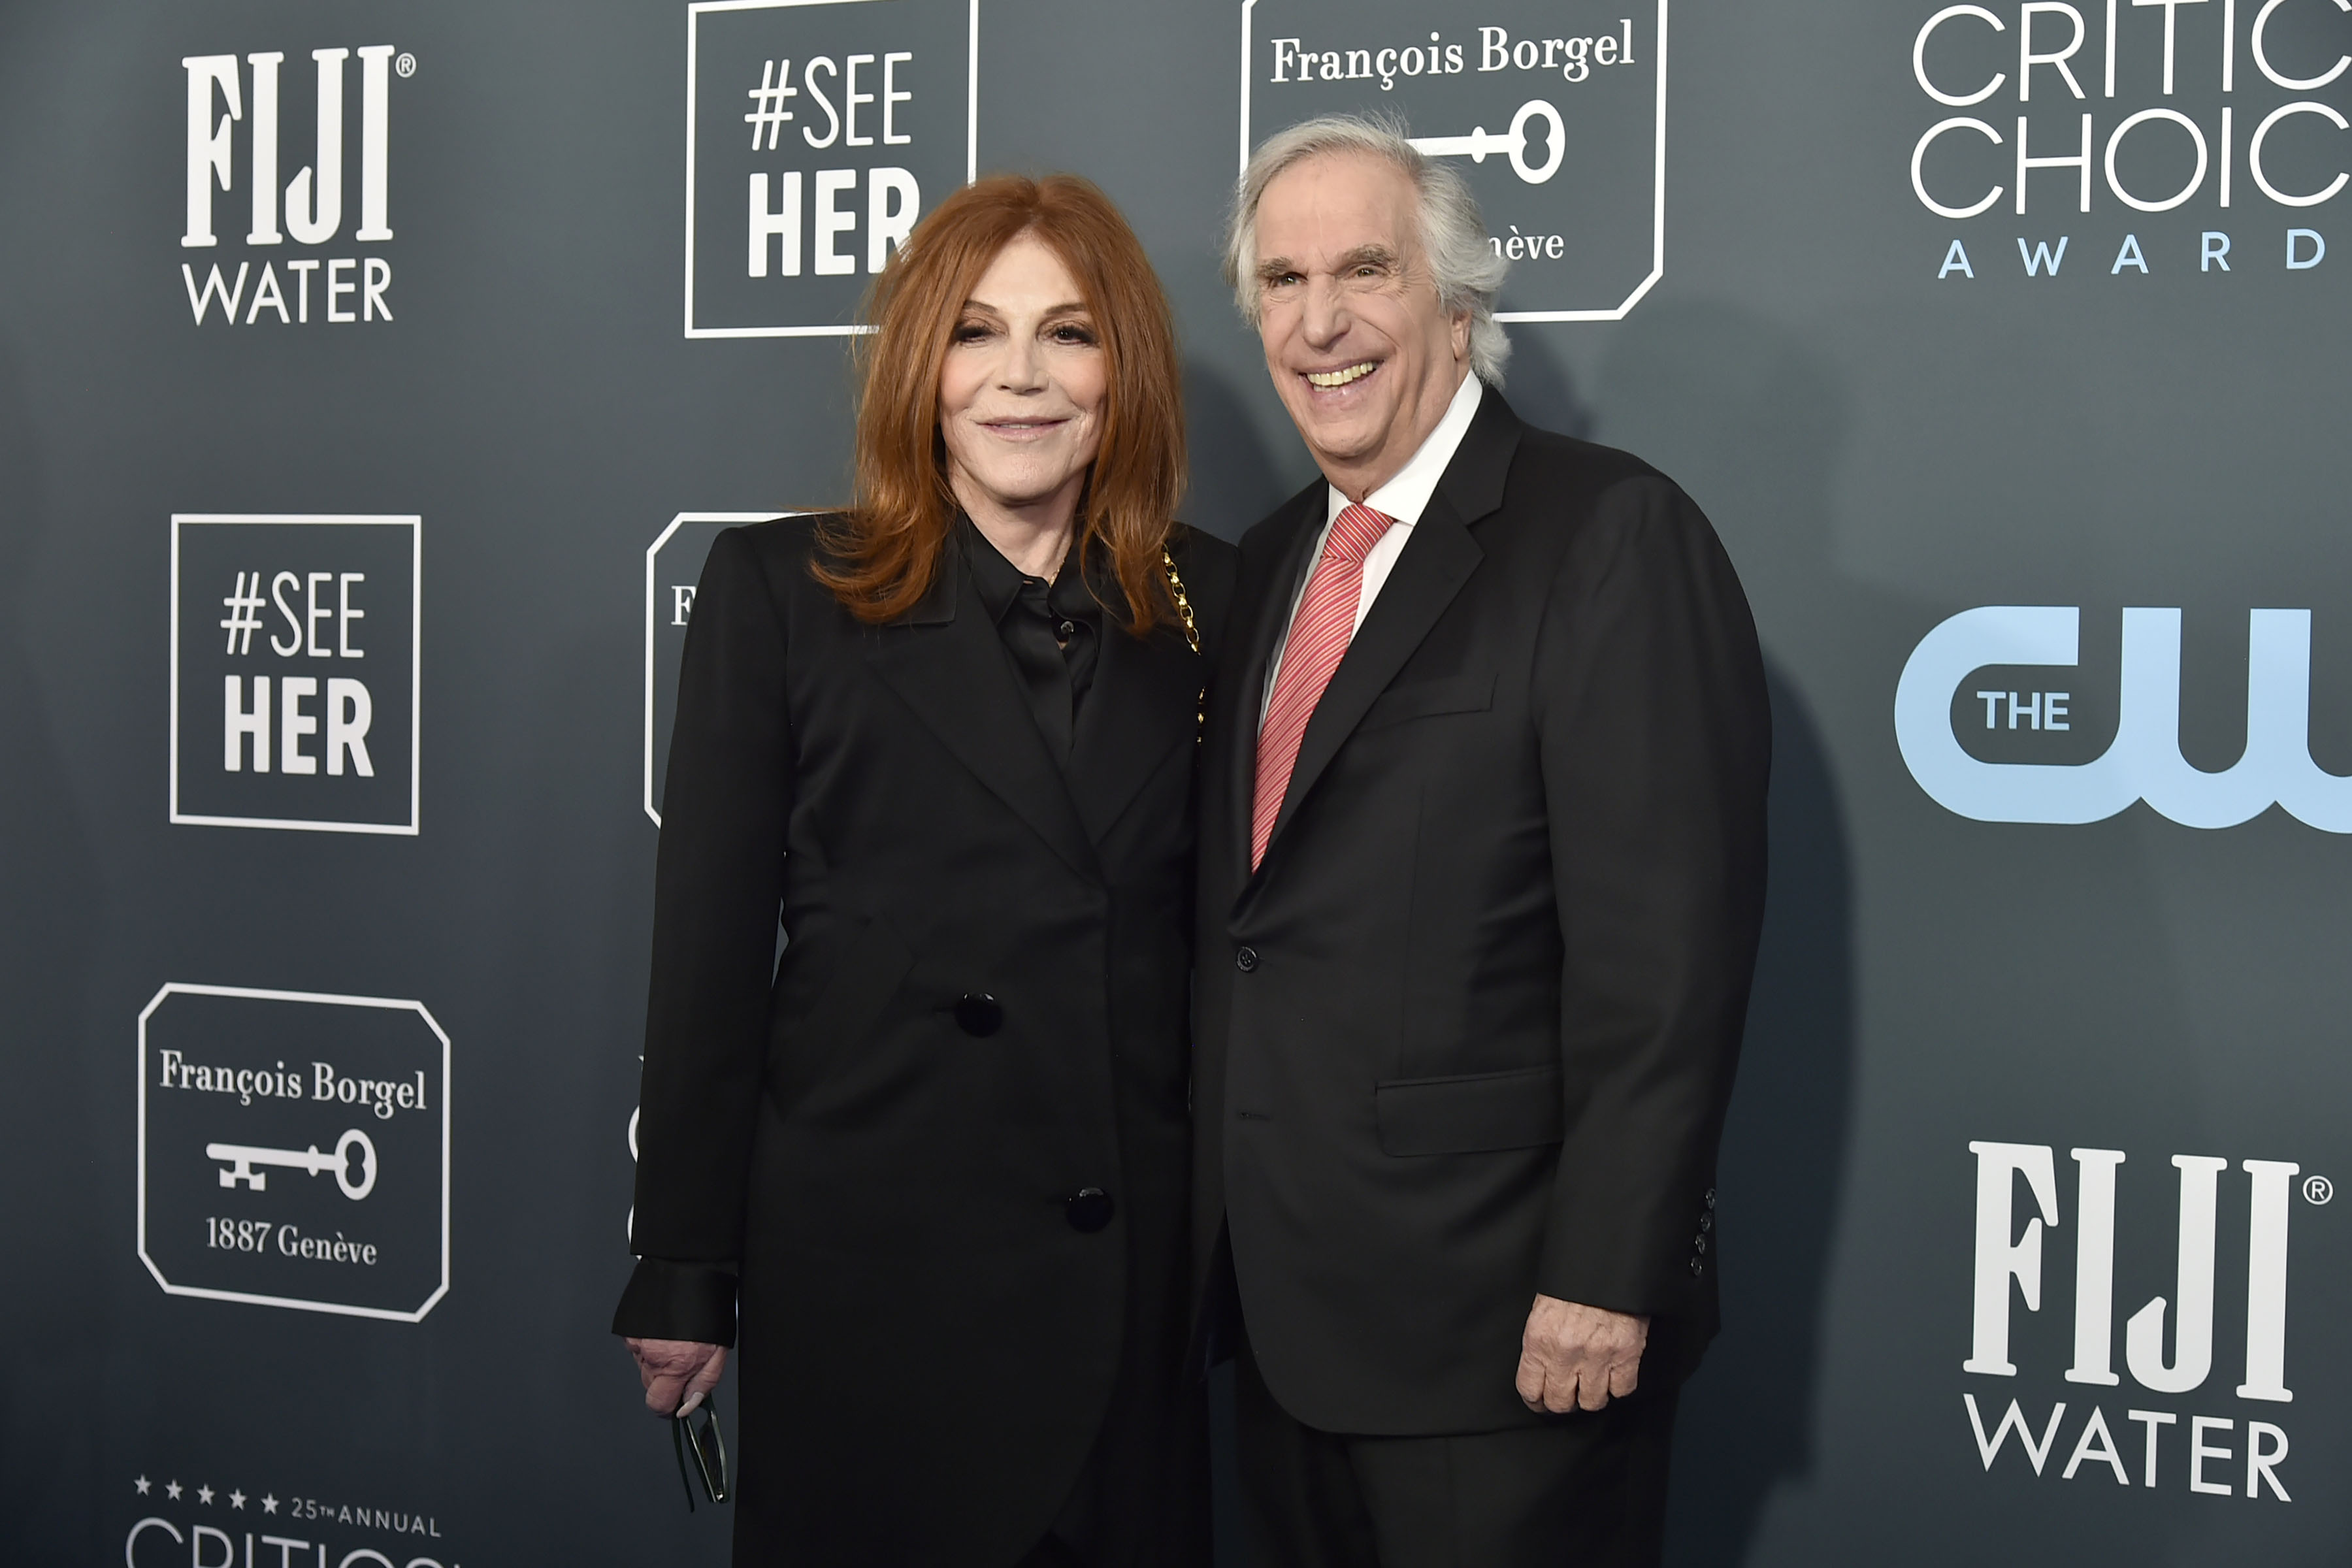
[1515,1296,1649,1413]
[625,1337,728,1418]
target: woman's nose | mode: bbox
[998,332,1047,391]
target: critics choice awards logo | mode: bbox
[1895,605,2352,830]
[1906,0,2348,280]
[1959,1141,2336,1502]
[138,984,451,1322]
[172,515,419,835]
[123,1469,456,1568]
[180,39,414,327]
[1241,0,1669,320]
[685,0,979,337]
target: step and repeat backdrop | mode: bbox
[1,1,2347,1563]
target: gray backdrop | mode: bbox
[4,1,2348,1563]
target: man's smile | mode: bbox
[1303,361,1380,389]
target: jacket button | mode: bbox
[953,994,1003,1036]
[1066,1188,1115,1233]
[1699,1213,1713,1233]
[1235,947,1258,973]
[1703,1187,1717,1210]
[1693,1235,1708,1255]
[1690,1256,1705,1277]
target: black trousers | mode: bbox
[1232,1321,1679,1568]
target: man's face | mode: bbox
[1250,151,1471,494]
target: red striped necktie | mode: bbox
[1250,503,1395,870]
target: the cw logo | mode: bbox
[1896,606,2352,830]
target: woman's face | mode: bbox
[938,231,1107,524]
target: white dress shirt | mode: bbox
[1261,371,1485,724]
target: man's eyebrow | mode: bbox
[1333,244,1399,272]
[1254,255,1299,282]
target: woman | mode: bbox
[612,173,1234,1568]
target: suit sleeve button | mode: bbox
[1690,1256,1705,1277]
[1703,1187,1717,1209]
[1235,947,1258,973]
[953,994,1004,1036]
[1065,1188,1115,1233]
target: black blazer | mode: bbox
[617,515,1235,1565]
[1193,390,1769,1435]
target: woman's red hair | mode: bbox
[813,174,1186,629]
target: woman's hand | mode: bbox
[625,1337,728,1417]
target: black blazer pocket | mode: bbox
[1357,672,1495,734]
[1375,1064,1564,1156]
[766,917,915,1098]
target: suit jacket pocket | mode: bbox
[1374,1063,1563,1156]
[1356,672,1495,734]
[766,916,916,1101]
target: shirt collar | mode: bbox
[957,515,1101,627]
[1326,370,1485,529]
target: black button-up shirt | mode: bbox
[959,517,1102,768]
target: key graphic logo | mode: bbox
[1240,0,1669,321]
[644,513,790,823]
[684,0,980,337]
[178,42,409,327]
[138,983,450,1322]
[172,515,420,834]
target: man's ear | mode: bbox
[1452,310,1473,363]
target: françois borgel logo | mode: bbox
[1960,1141,2328,1502]
[172,515,419,835]
[180,41,411,327]
[138,983,451,1322]
[1241,0,1667,321]
[644,514,786,824]
[1895,604,2352,831]
[685,0,979,338]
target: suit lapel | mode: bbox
[862,543,1100,879]
[1255,389,1523,870]
[1066,607,1199,848]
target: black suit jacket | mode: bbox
[616,515,1234,1564]
[1193,389,1769,1435]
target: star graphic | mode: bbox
[261,1494,279,1515]
[165,1480,183,1501]
[229,1490,247,1510]
[197,1486,215,1505]
[134,1476,151,1495]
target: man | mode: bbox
[1193,116,1771,1565]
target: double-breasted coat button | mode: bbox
[1066,1188,1115,1233]
[953,994,1004,1036]
[1235,947,1259,973]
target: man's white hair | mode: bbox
[1222,114,1512,385]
